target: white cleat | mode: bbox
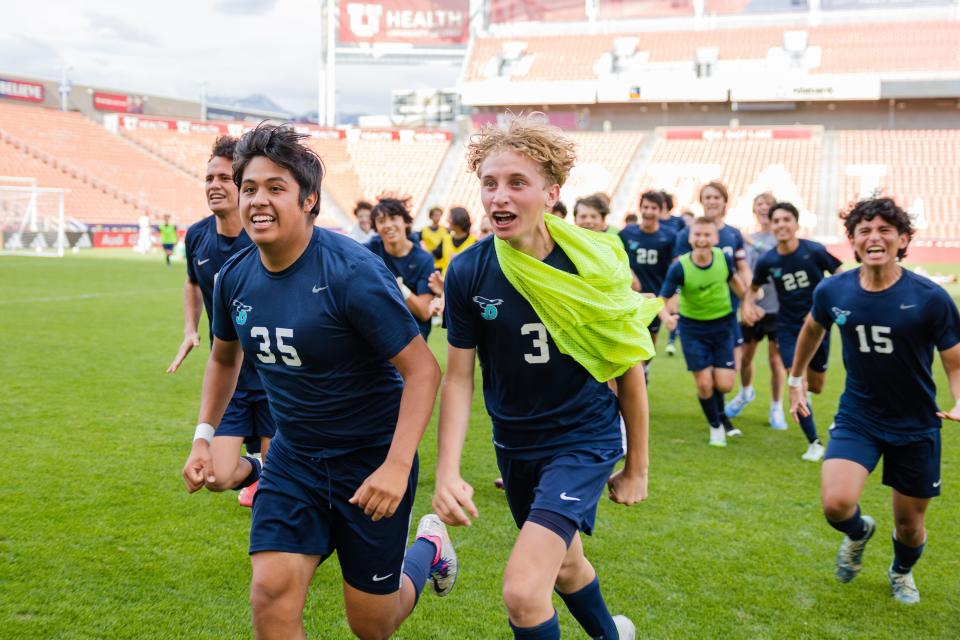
[709,426,727,447]
[801,441,825,462]
[888,566,920,604]
[613,614,636,640]
[835,515,876,583]
[415,514,458,597]
[769,406,788,430]
[724,388,755,417]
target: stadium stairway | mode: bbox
[611,131,658,223]
[417,134,469,224]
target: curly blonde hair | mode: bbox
[466,114,576,187]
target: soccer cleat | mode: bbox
[769,405,788,430]
[493,477,504,490]
[665,343,676,356]
[724,387,756,418]
[238,480,258,508]
[709,426,727,447]
[835,515,876,583]
[416,514,458,597]
[888,566,920,604]
[720,415,742,438]
[613,614,636,640]
[801,441,825,462]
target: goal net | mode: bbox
[0,177,87,256]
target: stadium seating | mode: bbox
[120,126,216,180]
[838,130,960,242]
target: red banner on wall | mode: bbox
[0,78,45,103]
[94,91,144,113]
[339,0,469,45]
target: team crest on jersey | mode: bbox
[771,267,782,278]
[232,300,252,325]
[628,241,639,250]
[832,307,851,326]
[473,296,503,320]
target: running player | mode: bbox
[434,115,653,640]
[750,201,842,461]
[436,206,477,273]
[659,217,756,446]
[347,200,376,243]
[725,193,788,430]
[365,197,437,340]
[620,190,676,352]
[789,197,960,604]
[658,191,685,233]
[181,124,456,638]
[169,135,275,508]
[573,193,619,235]
[158,214,178,266]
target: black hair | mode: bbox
[624,213,638,224]
[660,190,675,212]
[428,206,443,218]
[370,197,413,231]
[574,193,610,219]
[354,200,374,216]
[842,197,914,261]
[209,135,238,162]
[551,201,568,218]
[233,123,323,217]
[770,201,800,222]
[640,190,667,211]
[449,206,471,232]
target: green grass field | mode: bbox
[2,253,959,639]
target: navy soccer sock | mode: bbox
[401,537,438,605]
[557,577,618,639]
[827,505,869,540]
[698,394,721,428]
[236,455,261,489]
[510,611,560,640]
[892,533,925,574]
[798,403,819,444]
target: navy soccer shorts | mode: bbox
[250,434,418,595]
[496,445,623,538]
[825,422,941,499]
[777,328,829,372]
[216,389,277,440]
[680,326,736,372]
[741,313,778,344]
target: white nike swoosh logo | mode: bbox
[933,480,942,488]
[559,492,581,502]
[371,573,393,582]
[312,285,328,293]
[900,304,916,309]
[197,258,210,265]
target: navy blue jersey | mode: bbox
[673,223,746,261]
[184,216,261,391]
[212,227,421,454]
[754,239,842,329]
[364,237,436,339]
[443,237,621,460]
[619,224,676,295]
[660,216,685,233]
[811,269,960,434]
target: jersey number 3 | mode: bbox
[250,326,303,366]
[521,323,550,364]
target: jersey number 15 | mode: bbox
[854,325,893,354]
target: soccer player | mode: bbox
[726,193,788,430]
[789,197,960,604]
[659,217,756,446]
[658,190,685,233]
[619,189,676,350]
[169,135,276,508]
[419,205,449,270]
[158,214,178,266]
[550,200,568,219]
[365,197,437,340]
[347,200,376,243]
[181,124,456,638]
[573,193,619,236]
[750,201,842,461]
[435,206,477,274]
[434,116,654,640]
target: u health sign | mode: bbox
[0,78,45,103]
[339,0,468,46]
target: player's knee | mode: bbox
[807,379,825,394]
[821,492,856,521]
[250,573,296,620]
[346,614,395,640]
[695,381,713,397]
[502,577,546,621]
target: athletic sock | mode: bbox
[798,403,819,443]
[827,505,869,540]
[698,394,721,428]
[556,577,617,639]
[714,392,726,416]
[401,537,438,604]
[742,385,754,398]
[770,399,782,410]
[892,533,925,574]
[236,455,261,489]
[510,611,560,640]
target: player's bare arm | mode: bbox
[936,342,960,422]
[788,314,828,420]
[167,278,203,373]
[432,345,479,527]
[182,337,244,492]
[350,336,440,521]
[608,364,649,506]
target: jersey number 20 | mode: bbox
[635,248,658,265]
[250,326,303,366]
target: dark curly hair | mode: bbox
[209,135,238,162]
[841,197,914,262]
[370,197,413,231]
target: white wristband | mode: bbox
[193,422,215,443]
[787,375,804,388]
[399,283,413,300]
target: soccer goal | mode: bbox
[0,177,82,257]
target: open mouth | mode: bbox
[491,211,517,228]
[250,213,276,229]
[865,246,886,257]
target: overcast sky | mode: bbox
[1,0,461,117]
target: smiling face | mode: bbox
[374,211,406,245]
[205,155,238,216]
[479,150,558,243]
[753,197,772,229]
[239,156,316,250]
[574,204,605,232]
[850,216,908,267]
[699,185,727,220]
[639,197,662,230]
[690,220,718,250]
[770,207,799,243]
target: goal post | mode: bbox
[0,177,71,257]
